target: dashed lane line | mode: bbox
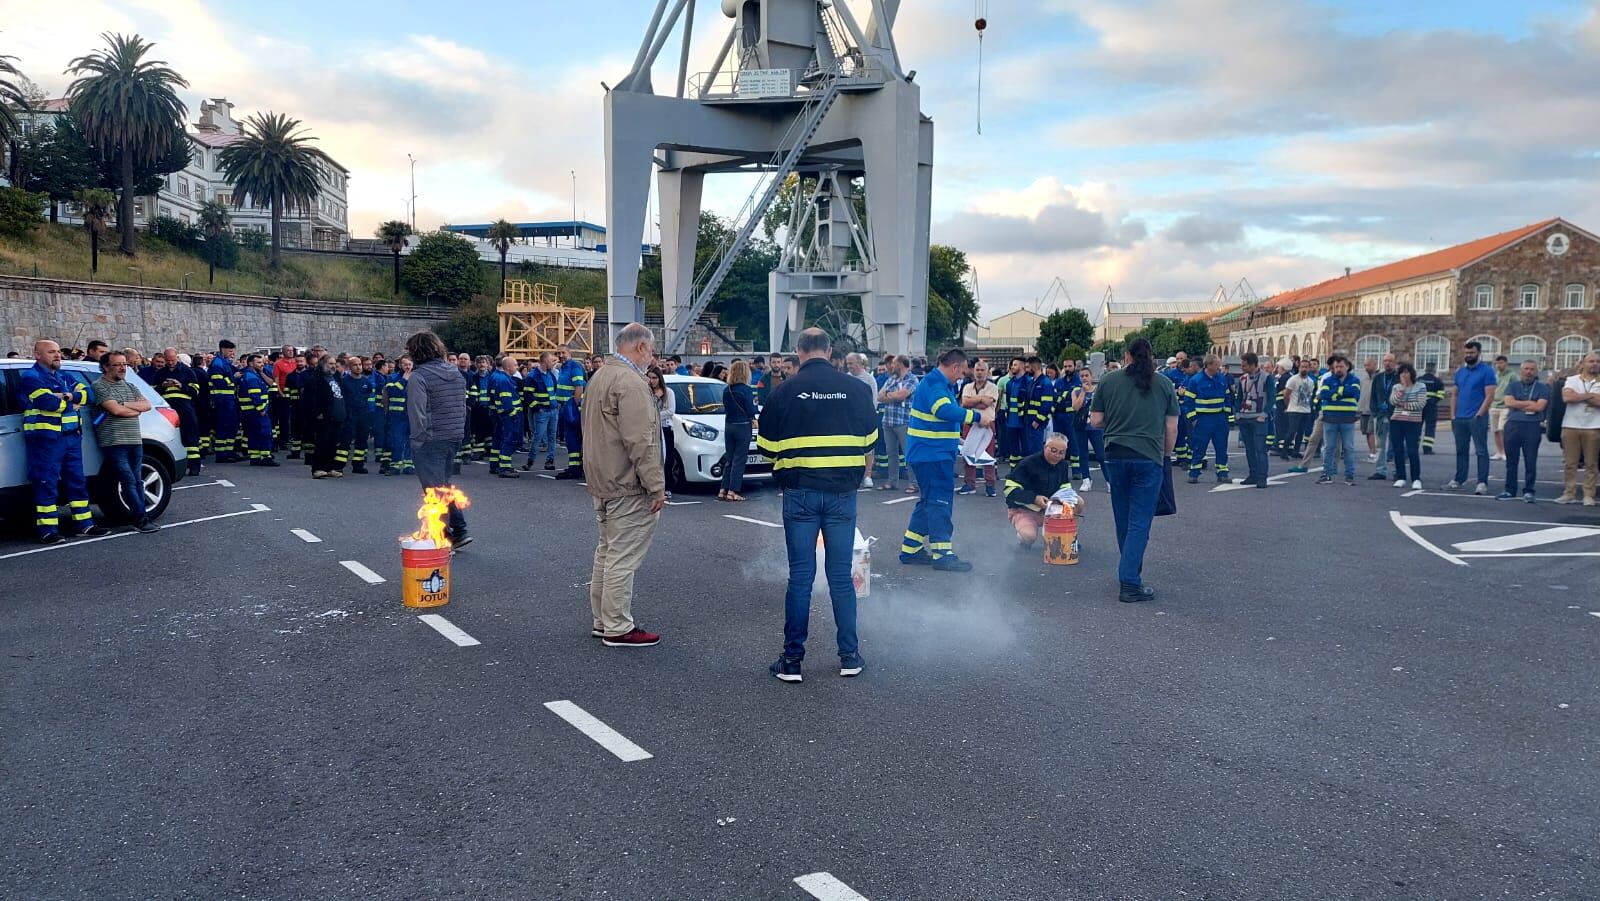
[723,514,782,528]
[793,872,869,900]
[881,495,919,505]
[543,700,653,762]
[290,528,322,543]
[339,560,386,584]
[417,614,481,647]
[0,505,271,561]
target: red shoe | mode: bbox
[601,628,661,647]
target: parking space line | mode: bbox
[1458,552,1600,558]
[172,480,225,491]
[216,478,235,487]
[290,529,322,543]
[1452,526,1600,553]
[0,507,270,561]
[664,500,702,506]
[340,560,386,584]
[794,872,869,900]
[543,700,653,762]
[417,614,481,647]
[1387,510,1466,567]
[1590,612,1600,619]
[723,514,781,528]
[881,495,918,505]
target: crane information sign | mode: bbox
[736,68,793,98]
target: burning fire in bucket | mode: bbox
[403,486,471,549]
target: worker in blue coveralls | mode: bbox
[900,347,994,573]
[487,354,523,477]
[552,344,588,479]
[238,353,279,466]
[20,339,108,543]
[208,339,241,462]
[1182,353,1235,483]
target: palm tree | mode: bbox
[75,187,115,273]
[65,33,188,255]
[486,219,519,296]
[2,50,30,159]
[197,199,230,285]
[216,111,332,267]
[376,219,412,295]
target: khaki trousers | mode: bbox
[1561,427,1600,501]
[590,493,661,636]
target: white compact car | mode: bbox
[663,374,772,490]
[0,359,187,524]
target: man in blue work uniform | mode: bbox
[1023,356,1053,457]
[366,359,393,471]
[1183,353,1234,483]
[382,356,415,475]
[208,339,241,462]
[237,353,279,466]
[1003,357,1032,465]
[1164,353,1191,467]
[552,344,588,479]
[486,354,523,477]
[901,347,994,572]
[520,351,557,471]
[151,347,204,476]
[20,339,108,543]
[1316,354,1362,485]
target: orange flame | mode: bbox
[406,486,471,547]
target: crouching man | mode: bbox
[1004,433,1076,547]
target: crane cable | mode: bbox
[975,0,988,134]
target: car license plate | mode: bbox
[746,453,764,466]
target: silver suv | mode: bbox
[0,359,187,524]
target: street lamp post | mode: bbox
[571,170,577,249]
[407,154,417,231]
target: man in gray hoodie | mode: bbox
[405,331,472,547]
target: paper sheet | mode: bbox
[961,425,996,465]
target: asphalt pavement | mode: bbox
[2,433,1597,899]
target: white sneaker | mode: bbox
[1367,453,1378,463]
[1474,482,1488,496]
[1444,480,1463,490]
[860,476,873,489]
[1394,479,1405,487]
[1412,480,1422,490]
[1079,478,1092,491]
[1490,453,1505,461]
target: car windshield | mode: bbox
[670,382,724,414]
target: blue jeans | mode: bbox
[721,421,752,493]
[102,443,146,521]
[1453,415,1490,484]
[1503,420,1542,495]
[780,487,860,661]
[413,440,467,535]
[529,409,557,464]
[1238,418,1269,484]
[1102,455,1162,589]
[1322,421,1357,478]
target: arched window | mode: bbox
[1467,335,1501,358]
[1289,336,1299,356]
[1518,284,1541,310]
[1354,335,1391,364]
[1509,335,1547,365]
[1415,335,1449,372]
[1555,336,1593,370]
[1433,287,1442,311]
[1471,285,1494,310]
[1564,284,1588,310]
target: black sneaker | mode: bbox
[1367,472,1388,480]
[544,461,556,471]
[520,462,534,471]
[553,469,582,480]
[1344,477,1356,486]
[985,487,997,497]
[1316,474,1333,484]
[451,533,473,549]
[134,520,161,533]
[38,533,64,546]
[770,657,803,683]
[81,524,111,537]
[839,653,865,677]
[498,469,521,479]
[1119,584,1156,603]
[899,551,932,566]
[932,554,973,572]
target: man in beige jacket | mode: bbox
[582,322,667,646]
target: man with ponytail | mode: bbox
[1089,337,1179,603]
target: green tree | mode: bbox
[926,291,956,347]
[1036,307,1095,363]
[217,111,333,267]
[17,119,98,222]
[691,213,779,342]
[74,186,115,272]
[927,244,979,344]
[197,199,231,284]
[402,229,483,305]
[435,297,498,357]
[1091,337,1126,361]
[65,32,189,255]
[485,219,519,296]
[2,50,32,181]
[0,185,45,238]
[375,219,412,295]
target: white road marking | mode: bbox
[1590,612,1600,619]
[0,507,269,561]
[417,614,480,647]
[250,503,271,512]
[1211,471,1306,493]
[723,514,781,528]
[1387,510,1466,567]
[881,495,919,505]
[1401,514,1485,527]
[340,560,386,584]
[1458,552,1600,558]
[290,528,322,543]
[216,479,235,487]
[1452,526,1600,553]
[1408,490,1495,500]
[664,500,702,506]
[543,700,653,762]
[1401,489,1425,497]
[172,480,224,491]
[536,473,556,480]
[794,872,869,901]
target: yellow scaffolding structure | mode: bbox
[498,280,595,356]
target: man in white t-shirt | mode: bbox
[958,359,1002,497]
[1557,351,1600,505]
[845,353,880,488]
[1280,358,1315,463]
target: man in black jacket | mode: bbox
[1234,352,1277,487]
[757,328,879,684]
[302,354,347,478]
[1368,352,1400,480]
[1004,434,1074,546]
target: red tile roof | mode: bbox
[1261,219,1560,310]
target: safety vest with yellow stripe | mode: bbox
[756,358,879,492]
[19,362,85,434]
[906,367,978,464]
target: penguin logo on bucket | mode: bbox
[418,569,445,595]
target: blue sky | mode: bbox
[5,0,1598,317]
